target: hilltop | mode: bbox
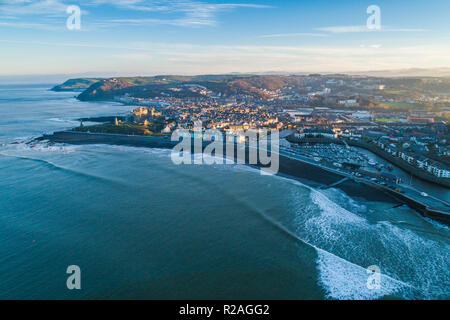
[72,75,304,101]
[51,78,103,92]
[51,74,450,112]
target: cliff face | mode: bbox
[77,78,136,101]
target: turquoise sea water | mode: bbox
[0,85,448,299]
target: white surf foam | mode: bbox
[1,141,78,155]
[75,144,172,157]
[316,249,410,300]
[293,187,450,299]
[47,118,79,124]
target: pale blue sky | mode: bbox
[0,0,449,76]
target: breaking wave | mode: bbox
[293,188,450,299]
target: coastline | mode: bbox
[36,130,450,225]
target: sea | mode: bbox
[0,84,448,300]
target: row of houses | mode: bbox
[374,141,450,178]
[293,128,335,139]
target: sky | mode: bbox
[0,0,450,77]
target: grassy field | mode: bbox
[375,118,402,123]
[381,102,424,110]
[73,122,167,136]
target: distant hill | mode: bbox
[76,75,305,101]
[349,68,450,78]
[52,73,450,103]
[51,78,103,92]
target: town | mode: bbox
[82,74,450,187]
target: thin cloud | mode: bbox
[98,1,272,27]
[317,25,429,33]
[259,33,329,38]
[1,38,450,75]
[360,44,382,49]
[0,0,271,28]
[91,1,271,12]
[0,0,68,16]
[0,21,64,30]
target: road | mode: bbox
[278,146,450,215]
